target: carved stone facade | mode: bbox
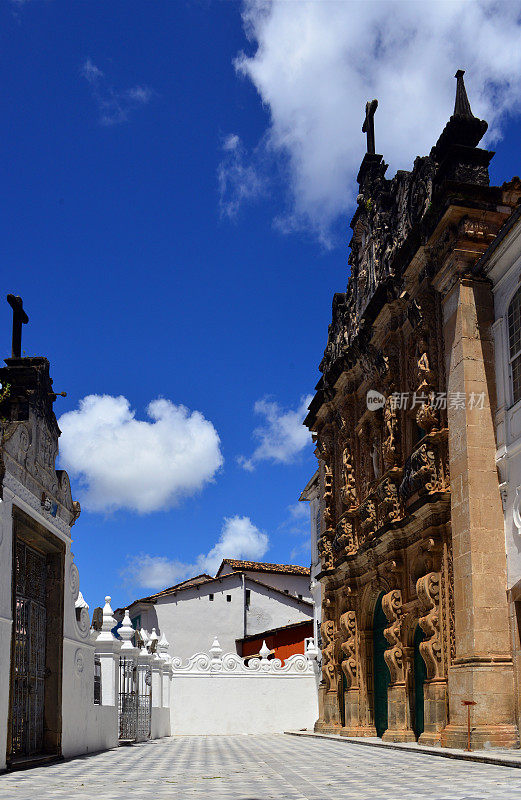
[305,73,521,748]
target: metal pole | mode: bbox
[462,700,476,751]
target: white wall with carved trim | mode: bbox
[169,638,319,735]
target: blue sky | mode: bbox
[2,0,521,610]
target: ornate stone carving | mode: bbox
[417,572,443,680]
[333,517,356,557]
[341,442,357,509]
[383,394,399,468]
[339,610,358,689]
[318,532,334,571]
[377,476,401,524]
[382,589,405,684]
[399,443,438,499]
[414,334,439,433]
[358,498,376,544]
[321,620,338,691]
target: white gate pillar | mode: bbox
[158,632,171,709]
[95,596,120,706]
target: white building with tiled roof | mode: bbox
[116,560,313,662]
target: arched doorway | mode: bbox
[373,593,390,737]
[413,625,426,738]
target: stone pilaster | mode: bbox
[439,274,518,749]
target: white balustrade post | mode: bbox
[119,608,138,659]
[95,595,120,707]
[150,629,162,708]
[158,632,171,709]
[209,636,223,670]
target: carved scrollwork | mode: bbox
[340,610,358,689]
[382,589,404,684]
[321,620,338,691]
[417,572,443,680]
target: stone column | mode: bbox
[438,274,518,749]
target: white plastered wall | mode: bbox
[486,219,521,590]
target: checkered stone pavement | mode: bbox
[2,735,521,800]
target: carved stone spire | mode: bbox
[434,70,488,155]
[433,70,492,185]
[453,69,473,118]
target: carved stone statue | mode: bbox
[341,443,357,508]
[382,394,398,469]
[417,336,436,391]
[371,442,381,480]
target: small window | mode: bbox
[209,594,214,601]
[509,287,521,405]
[226,595,231,602]
[245,589,251,608]
[298,594,303,600]
[284,589,289,595]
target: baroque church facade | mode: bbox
[305,72,521,749]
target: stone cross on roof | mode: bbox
[6,294,29,359]
[362,99,378,154]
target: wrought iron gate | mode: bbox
[11,541,47,758]
[137,663,152,741]
[118,657,151,742]
[118,656,137,741]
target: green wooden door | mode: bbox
[373,593,390,738]
[413,625,426,738]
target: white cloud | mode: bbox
[217,133,267,218]
[81,58,153,126]
[58,394,223,513]
[126,515,270,589]
[235,0,521,243]
[238,394,313,471]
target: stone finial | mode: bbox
[75,591,89,611]
[434,69,488,156]
[259,640,271,661]
[119,609,136,652]
[158,631,170,660]
[101,596,115,632]
[305,637,319,660]
[209,636,223,664]
[139,628,149,648]
[454,69,473,118]
[149,628,159,653]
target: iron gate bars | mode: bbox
[11,541,47,758]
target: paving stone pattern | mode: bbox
[2,734,521,799]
